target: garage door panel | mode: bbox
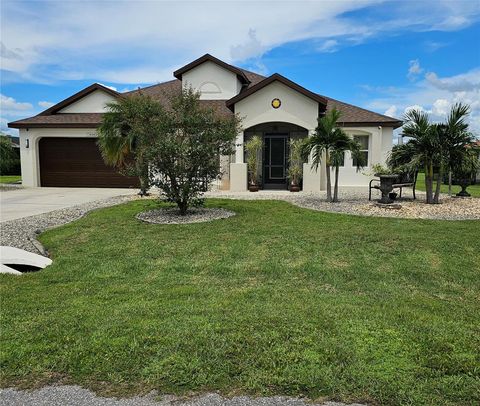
[39,138,139,188]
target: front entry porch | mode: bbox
[248,122,307,191]
[229,122,323,192]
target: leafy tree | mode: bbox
[98,95,161,195]
[146,88,241,214]
[0,134,20,175]
[100,89,240,214]
[303,108,365,202]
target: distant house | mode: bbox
[9,54,401,190]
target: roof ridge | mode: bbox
[239,67,266,77]
[321,94,401,122]
[122,79,180,95]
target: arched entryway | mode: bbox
[244,122,308,190]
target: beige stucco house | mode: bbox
[9,54,402,191]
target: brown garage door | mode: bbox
[39,138,140,188]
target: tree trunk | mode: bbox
[333,165,339,202]
[178,200,188,216]
[136,159,149,196]
[448,170,452,196]
[424,161,433,204]
[434,163,443,204]
[325,151,332,202]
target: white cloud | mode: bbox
[0,94,33,111]
[407,59,423,81]
[231,29,266,61]
[2,0,480,85]
[0,117,18,137]
[97,83,117,92]
[423,40,448,52]
[366,68,480,134]
[404,105,426,114]
[431,98,450,116]
[425,70,480,92]
[38,101,54,108]
[317,39,339,53]
[384,105,397,117]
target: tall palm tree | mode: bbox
[402,104,473,204]
[401,109,439,203]
[330,135,365,202]
[439,103,472,198]
[97,95,160,195]
[303,108,365,202]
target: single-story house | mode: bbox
[9,54,402,191]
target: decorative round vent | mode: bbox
[271,98,281,109]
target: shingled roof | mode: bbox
[9,59,401,129]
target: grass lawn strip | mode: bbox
[415,172,480,198]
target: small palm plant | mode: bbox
[245,135,263,191]
[287,138,305,191]
[97,95,158,196]
[303,108,365,202]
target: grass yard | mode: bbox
[1,199,479,405]
[0,175,21,184]
[415,172,480,197]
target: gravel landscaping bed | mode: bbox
[207,188,480,220]
[0,195,136,254]
[0,184,23,191]
[137,207,236,224]
[0,386,365,406]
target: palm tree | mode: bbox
[303,108,365,202]
[330,135,365,202]
[97,95,159,195]
[401,109,438,203]
[439,103,472,198]
[401,104,474,204]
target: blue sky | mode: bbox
[1,0,480,139]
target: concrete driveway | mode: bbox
[0,187,137,222]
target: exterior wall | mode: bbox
[182,61,242,100]
[235,81,318,130]
[231,81,320,191]
[19,128,98,187]
[59,90,117,113]
[337,126,393,186]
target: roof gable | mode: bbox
[39,83,120,116]
[226,73,328,110]
[174,54,251,85]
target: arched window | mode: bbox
[199,81,221,94]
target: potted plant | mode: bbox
[245,135,262,192]
[287,138,305,192]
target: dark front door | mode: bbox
[39,137,139,188]
[263,134,288,188]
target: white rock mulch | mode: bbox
[206,188,480,221]
[292,194,480,220]
[0,195,137,255]
[136,207,236,224]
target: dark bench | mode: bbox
[369,172,417,201]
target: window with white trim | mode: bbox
[353,135,369,167]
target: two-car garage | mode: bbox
[38,138,139,188]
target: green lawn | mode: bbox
[1,199,479,405]
[416,172,480,197]
[0,175,21,184]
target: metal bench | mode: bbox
[369,172,417,201]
